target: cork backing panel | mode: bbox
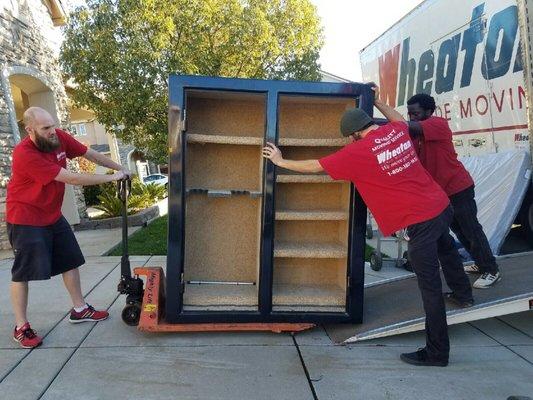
[183,284,258,308]
[186,143,263,190]
[275,182,350,211]
[181,92,355,311]
[184,196,261,285]
[275,220,348,245]
[187,134,263,145]
[278,95,355,139]
[186,92,266,137]
[273,258,347,288]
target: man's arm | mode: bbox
[55,168,126,186]
[83,148,131,176]
[371,85,406,122]
[371,85,423,138]
[262,143,323,173]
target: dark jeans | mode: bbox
[449,185,499,274]
[407,205,473,361]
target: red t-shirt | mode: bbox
[319,121,449,236]
[6,129,88,226]
[416,116,474,196]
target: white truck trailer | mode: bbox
[328,0,533,343]
[359,0,533,244]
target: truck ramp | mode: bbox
[327,253,533,344]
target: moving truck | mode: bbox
[360,0,533,242]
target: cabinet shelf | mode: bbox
[275,210,348,221]
[274,242,346,258]
[278,138,348,147]
[186,188,262,198]
[276,174,336,183]
[187,134,263,145]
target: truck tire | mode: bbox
[522,202,533,242]
[517,186,533,243]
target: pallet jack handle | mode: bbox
[118,178,131,279]
[116,178,144,326]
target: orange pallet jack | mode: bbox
[116,179,314,334]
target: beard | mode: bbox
[34,133,60,153]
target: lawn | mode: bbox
[110,215,377,260]
[109,215,168,256]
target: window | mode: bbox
[71,123,87,136]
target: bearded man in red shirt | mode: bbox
[373,89,501,290]
[262,107,472,367]
[6,107,130,348]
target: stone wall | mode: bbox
[117,138,135,169]
[0,1,85,250]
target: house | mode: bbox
[320,70,352,83]
[0,0,83,250]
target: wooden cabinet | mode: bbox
[166,75,374,324]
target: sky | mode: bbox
[64,0,424,82]
[310,0,424,82]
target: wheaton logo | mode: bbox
[377,2,522,107]
[376,140,412,164]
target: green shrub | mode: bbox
[143,182,167,202]
[93,190,123,217]
[83,181,115,206]
[91,176,167,218]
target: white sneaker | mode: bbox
[464,264,481,274]
[473,272,501,289]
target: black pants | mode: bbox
[449,185,499,275]
[407,205,473,361]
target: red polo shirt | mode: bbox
[415,117,474,196]
[319,121,449,236]
[6,129,87,226]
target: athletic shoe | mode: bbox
[400,348,448,367]
[13,323,42,349]
[464,264,481,274]
[69,304,109,323]
[443,292,474,308]
[473,272,501,289]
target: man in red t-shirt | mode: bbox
[373,89,500,290]
[6,107,130,349]
[262,107,472,367]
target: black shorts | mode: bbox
[7,216,85,282]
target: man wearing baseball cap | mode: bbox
[262,107,472,367]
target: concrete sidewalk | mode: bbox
[0,254,532,400]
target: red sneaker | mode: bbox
[13,323,43,349]
[69,304,109,323]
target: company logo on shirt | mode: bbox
[56,151,66,161]
[374,130,396,144]
[376,140,412,165]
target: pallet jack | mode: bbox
[115,172,314,334]
[116,178,144,326]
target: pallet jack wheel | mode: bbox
[122,304,141,326]
[402,250,413,272]
[370,251,382,271]
[366,224,373,239]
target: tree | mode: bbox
[61,0,324,163]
